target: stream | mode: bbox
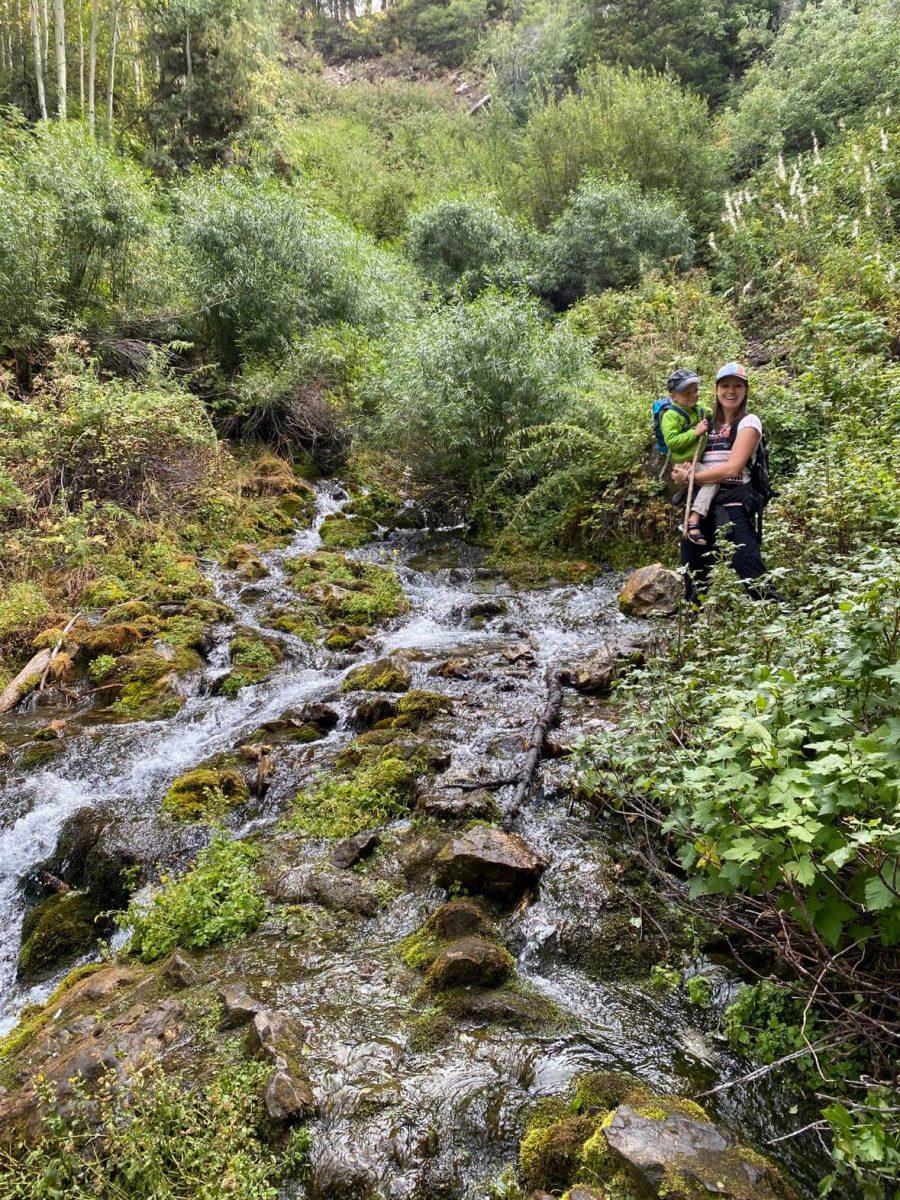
[0,484,822,1198]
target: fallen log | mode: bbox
[0,649,53,716]
[38,612,82,693]
[504,664,563,828]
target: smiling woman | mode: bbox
[674,362,775,601]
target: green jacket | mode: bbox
[661,402,711,463]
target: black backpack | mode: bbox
[723,420,775,538]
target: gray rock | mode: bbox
[218,983,264,1028]
[416,789,500,822]
[249,1009,307,1072]
[424,937,513,990]
[560,647,617,694]
[603,1104,790,1199]
[433,826,547,900]
[164,951,198,990]
[619,564,682,617]
[423,899,494,941]
[351,696,397,729]
[303,870,380,916]
[263,1068,315,1123]
[331,831,380,870]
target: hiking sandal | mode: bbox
[686,520,707,546]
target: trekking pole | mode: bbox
[682,441,702,540]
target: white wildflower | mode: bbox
[742,281,753,295]
[881,129,889,152]
[852,219,859,238]
[707,232,717,251]
[776,153,786,182]
[812,133,822,165]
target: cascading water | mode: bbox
[0,485,824,1196]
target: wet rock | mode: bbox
[424,937,513,990]
[259,702,339,743]
[352,695,398,729]
[319,512,378,550]
[162,766,249,822]
[332,831,380,870]
[566,1190,605,1200]
[560,647,617,694]
[95,817,206,886]
[17,892,106,982]
[302,870,381,916]
[502,642,534,664]
[424,898,494,941]
[433,827,547,900]
[342,657,411,693]
[219,983,265,1028]
[392,689,453,728]
[416,788,500,822]
[336,733,450,774]
[619,564,681,617]
[431,656,474,679]
[325,623,371,651]
[602,1104,793,1199]
[249,1009,308,1072]
[223,544,268,581]
[164,951,198,990]
[452,597,508,621]
[264,1068,315,1123]
[396,828,449,884]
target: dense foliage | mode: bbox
[1,0,899,1190]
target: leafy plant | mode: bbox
[122,832,265,962]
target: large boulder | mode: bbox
[602,1104,794,1199]
[433,827,547,900]
[559,648,617,694]
[16,892,106,982]
[619,565,682,618]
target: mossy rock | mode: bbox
[217,629,283,697]
[223,545,268,581]
[265,608,322,641]
[341,657,411,694]
[424,937,514,990]
[325,624,371,651]
[71,622,146,658]
[104,600,154,623]
[392,690,453,728]
[286,552,408,625]
[17,892,105,982]
[520,1115,597,1191]
[278,491,315,521]
[319,513,378,549]
[82,576,130,606]
[18,739,65,771]
[108,643,202,719]
[163,767,250,822]
[336,734,449,775]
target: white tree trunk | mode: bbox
[52,0,65,116]
[87,0,96,132]
[29,0,47,117]
[185,22,191,123]
[105,0,117,134]
[39,0,46,62]
[78,10,84,109]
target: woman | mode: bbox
[672,361,773,601]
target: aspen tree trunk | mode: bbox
[1,0,7,71]
[52,0,65,116]
[184,22,191,124]
[39,0,46,61]
[29,0,47,116]
[104,0,117,134]
[129,7,141,95]
[87,0,96,130]
[78,10,84,108]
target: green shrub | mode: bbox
[722,0,900,168]
[538,178,694,305]
[478,3,583,120]
[0,119,162,355]
[371,289,592,488]
[406,197,536,296]
[382,0,489,64]
[122,832,265,962]
[177,173,417,369]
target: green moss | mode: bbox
[218,629,283,696]
[399,929,442,971]
[318,513,378,549]
[570,1072,644,1116]
[19,739,64,770]
[488,554,600,589]
[285,756,421,839]
[519,1115,596,1192]
[163,767,250,822]
[577,1110,618,1186]
[17,892,104,981]
[286,551,408,625]
[278,491,316,521]
[267,609,322,641]
[341,658,411,693]
[393,689,453,727]
[324,623,371,650]
[83,575,130,606]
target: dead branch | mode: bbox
[504,666,563,827]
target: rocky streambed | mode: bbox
[0,485,825,1198]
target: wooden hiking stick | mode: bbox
[682,440,702,539]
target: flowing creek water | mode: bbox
[0,484,822,1197]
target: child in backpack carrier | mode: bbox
[656,369,718,545]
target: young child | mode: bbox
[660,369,717,544]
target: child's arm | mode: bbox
[661,409,708,458]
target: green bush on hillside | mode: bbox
[0,119,162,355]
[722,0,900,168]
[406,197,536,295]
[177,173,417,369]
[538,178,694,305]
[371,289,591,487]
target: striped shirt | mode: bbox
[702,414,762,484]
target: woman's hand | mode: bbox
[672,463,692,485]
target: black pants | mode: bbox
[680,489,776,602]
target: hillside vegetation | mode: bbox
[0,0,898,1193]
